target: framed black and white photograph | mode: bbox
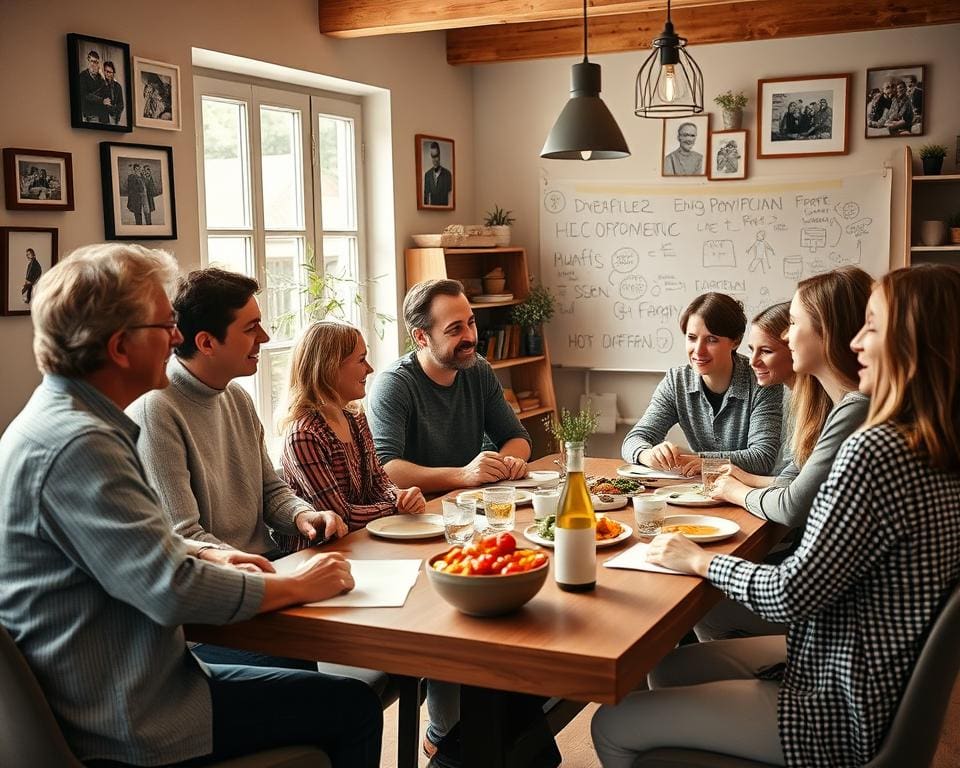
[758,73,850,159]
[1,227,58,316]
[133,57,182,131]
[67,33,133,132]
[416,134,455,210]
[99,142,177,240]
[661,115,710,177]
[865,65,925,139]
[708,130,748,181]
[3,148,75,211]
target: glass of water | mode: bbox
[701,457,727,495]
[482,486,516,532]
[441,496,477,545]
[633,496,666,537]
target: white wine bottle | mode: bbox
[554,441,596,592]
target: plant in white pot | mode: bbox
[511,282,556,357]
[714,90,748,130]
[484,205,516,247]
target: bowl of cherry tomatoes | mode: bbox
[426,532,550,617]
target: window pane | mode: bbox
[264,236,305,342]
[201,97,251,229]
[263,346,292,462]
[317,114,356,231]
[322,236,360,326]
[260,107,304,230]
[207,236,254,277]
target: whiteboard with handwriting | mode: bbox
[539,170,891,371]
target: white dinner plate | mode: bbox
[457,488,534,508]
[590,494,628,511]
[498,471,561,489]
[652,484,717,507]
[522,521,633,549]
[616,464,689,482]
[366,514,445,540]
[660,514,740,543]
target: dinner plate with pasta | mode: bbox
[660,514,740,543]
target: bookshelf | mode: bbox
[404,245,558,458]
[903,146,960,265]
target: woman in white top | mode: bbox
[592,263,960,767]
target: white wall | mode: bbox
[472,23,960,458]
[0,0,473,430]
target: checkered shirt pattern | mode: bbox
[708,423,960,767]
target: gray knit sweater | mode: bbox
[127,357,312,554]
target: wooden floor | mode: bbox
[380,682,960,767]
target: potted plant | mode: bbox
[511,282,556,356]
[949,212,960,245]
[484,205,516,247]
[713,90,748,130]
[918,144,948,175]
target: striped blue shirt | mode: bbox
[621,353,784,475]
[0,376,265,765]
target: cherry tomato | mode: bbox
[481,532,517,557]
[470,554,496,575]
[502,562,524,575]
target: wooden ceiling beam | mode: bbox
[318,0,755,38]
[446,0,960,64]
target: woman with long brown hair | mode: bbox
[713,266,871,526]
[280,320,425,532]
[593,264,960,767]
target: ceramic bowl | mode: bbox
[482,277,507,294]
[426,551,549,617]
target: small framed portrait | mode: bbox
[3,148,75,211]
[1,227,59,316]
[757,73,851,159]
[416,134,455,210]
[708,130,748,181]
[865,65,925,139]
[67,33,133,132]
[133,57,182,131]
[99,142,177,240]
[661,115,710,177]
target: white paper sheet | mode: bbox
[602,542,691,576]
[274,556,423,607]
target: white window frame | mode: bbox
[194,75,367,457]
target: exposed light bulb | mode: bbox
[658,63,688,103]
[580,149,593,161]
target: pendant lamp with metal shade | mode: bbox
[540,0,630,160]
[635,0,704,118]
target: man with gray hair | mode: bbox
[0,243,382,767]
[368,278,531,495]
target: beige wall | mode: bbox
[0,0,473,429]
[472,23,960,458]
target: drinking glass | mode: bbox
[482,486,516,532]
[701,457,727,495]
[633,496,666,537]
[532,487,561,520]
[441,496,477,545]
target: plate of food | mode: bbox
[589,476,645,496]
[366,514,446,540]
[523,515,632,549]
[590,493,628,511]
[652,484,717,507]
[660,514,740,543]
[457,488,534,508]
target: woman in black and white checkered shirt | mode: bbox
[592,264,960,768]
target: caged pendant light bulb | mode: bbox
[540,0,630,160]
[635,0,703,118]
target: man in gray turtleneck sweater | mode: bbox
[128,268,346,556]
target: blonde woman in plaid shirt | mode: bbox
[593,264,960,767]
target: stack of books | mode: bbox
[478,324,523,361]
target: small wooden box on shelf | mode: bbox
[903,146,960,266]
[404,245,558,458]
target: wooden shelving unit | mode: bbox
[404,245,558,458]
[903,147,960,265]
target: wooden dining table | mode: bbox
[186,456,785,768]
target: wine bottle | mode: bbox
[554,441,596,591]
